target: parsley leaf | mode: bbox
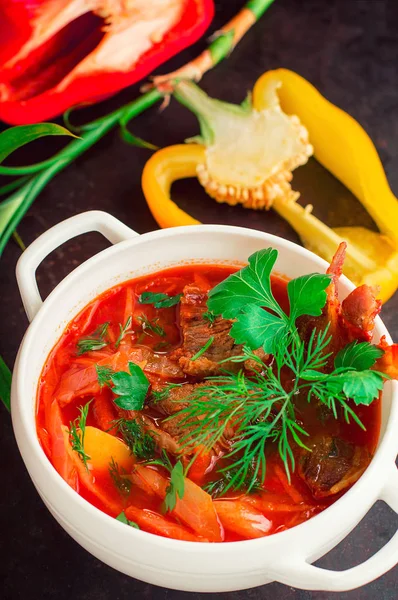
[163,460,185,513]
[116,511,140,529]
[230,305,288,353]
[208,248,283,319]
[326,370,384,405]
[287,273,331,322]
[111,362,150,410]
[139,291,182,308]
[335,340,384,371]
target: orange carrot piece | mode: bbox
[214,500,272,539]
[125,507,203,541]
[243,494,312,513]
[131,465,223,542]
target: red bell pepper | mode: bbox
[0,0,214,125]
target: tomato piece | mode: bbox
[124,507,202,542]
[214,500,272,539]
[187,446,213,485]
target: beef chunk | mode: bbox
[299,436,370,498]
[171,283,243,377]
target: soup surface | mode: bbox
[36,263,381,542]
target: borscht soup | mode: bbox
[36,243,392,542]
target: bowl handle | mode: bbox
[275,464,398,591]
[16,210,138,322]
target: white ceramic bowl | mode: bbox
[11,211,398,593]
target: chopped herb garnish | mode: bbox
[172,248,386,492]
[203,310,217,325]
[114,418,156,459]
[77,321,110,355]
[151,383,183,404]
[115,316,132,348]
[111,361,150,411]
[205,463,262,498]
[191,336,214,361]
[68,401,92,470]
[95,364,114,387]
[137,315,165,337]
[139,291,183,308]
[109,458,131,496]
[116,511,140,529]
[145,451,185,512]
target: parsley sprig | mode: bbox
[174,248,386,494]
[95,361,150,411]
[146,451,185,512]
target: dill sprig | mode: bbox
[151,383,183,404]
[115,316,132,348]
[114,418,156,460]
[173,248,386,495]
[77,322,110,355]
[109,457,131,496]
[68,401,92,470]
[137,315,165,337]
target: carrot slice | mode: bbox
[243,494,313,513]
[214,500,272,539]
[131,465,223,542]
[124,507,203,541]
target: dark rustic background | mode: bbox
[1,0,397,598]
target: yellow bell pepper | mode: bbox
[141,70,398,301]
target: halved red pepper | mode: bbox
[0,0,214,125]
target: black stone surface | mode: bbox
[1,0,397,598]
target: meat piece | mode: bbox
[150,383,233,455]
[298,436,370,498]
[171,283,242,377]
[341,285,381,342]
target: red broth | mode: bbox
[36,265,381,542]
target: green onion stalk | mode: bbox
[0,0,275,412]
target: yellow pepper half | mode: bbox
[141,69,398,301]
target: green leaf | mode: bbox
[0,356,12,412]
[68,401,92,469]
[208,248,283,319]
[287,273,331,322]
[163,460,185,513]
[230,305,287,353]
[335,341,384,371]
[139,291,182,308]
[0,123,77,166]
[326,370,384,405]
[111,362,150,410]
[116,511,140,529]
